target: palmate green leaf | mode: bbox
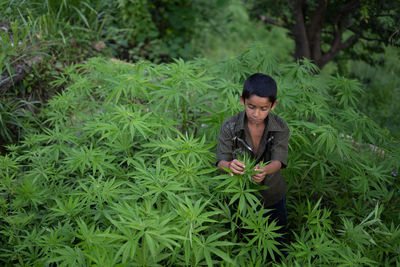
[335,246,377,267]
[84,246,122,267]
[330,75,363,109]
[37,126,79,162]
[93,215,141,264]
[0,154,19,181]
[150,84,186,114]
[75,220,124,266]
[105,201,184,262]
[243,41,279,75]
[63,145,116,176]
[304,198,334,234]
[117,72,153,101]
[74,176,129,210]
[192,231,235,267]
[282,59,318,84]
[167,155,216,190]
[338,218,376,252]
[67,74,99,98]
[302,153,334,176]
[48,195,85,220]
[157,58,212,93]
[127,158,187,205]
[287,229,338,265]
[240,208,282,262]
[150,59,212,124]
[275,80,301,112]
[84,120,121,143]
[175,197,219,246]
[115,235,140,264]
[111,105,155,139]
[212,79,242,96]
[38,221,75,252]
[142,181,188,201]
[11,176,48,210]
[217,55,249,83]
[339,108,384,144]
[143,132,214,164]
[313,124,338,155]
[49,246,86,267]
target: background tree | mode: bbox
[249,0,400,68]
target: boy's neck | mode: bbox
[247,120,265,128]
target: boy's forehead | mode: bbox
[245,94,273,106]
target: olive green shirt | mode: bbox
[216,111,290,206]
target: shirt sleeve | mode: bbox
[216,123,234,165]
[270,127,290,168]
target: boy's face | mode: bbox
[240,94,276,125]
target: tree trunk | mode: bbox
[292,0,310,60]
[290,0,359,69]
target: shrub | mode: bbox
[0,45,399,266]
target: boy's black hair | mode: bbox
[242,73,277,103]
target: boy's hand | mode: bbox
[252,165,267,183]
[228,159,245,176]
[251,161,282,183]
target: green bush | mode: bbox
[348,46,400,138]
[0,45,399,266]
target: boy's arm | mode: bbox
[252,126,290,182]
[270,126,290,168]
[216,123,245,175]
[252,160,282,182]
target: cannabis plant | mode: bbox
[0,44,399,266]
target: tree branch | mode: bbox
[319,34,358,67]
[389,26,400,45]
[259,15,284,27]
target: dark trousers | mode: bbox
[265,195,288,259]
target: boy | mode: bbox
[216,73,290,256]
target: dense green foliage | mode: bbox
[0,0,236,76]
[1,46,399,266]
[347,46,400,138]
[247,0,400,68]
[0,0,229,146]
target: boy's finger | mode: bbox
[233,168,244,175]
[232,159,245,169]
[232,163,244,171]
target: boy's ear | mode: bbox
[240,96,245,106]
[271,100,277,110]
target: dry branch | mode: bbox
[0,55,43,93]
